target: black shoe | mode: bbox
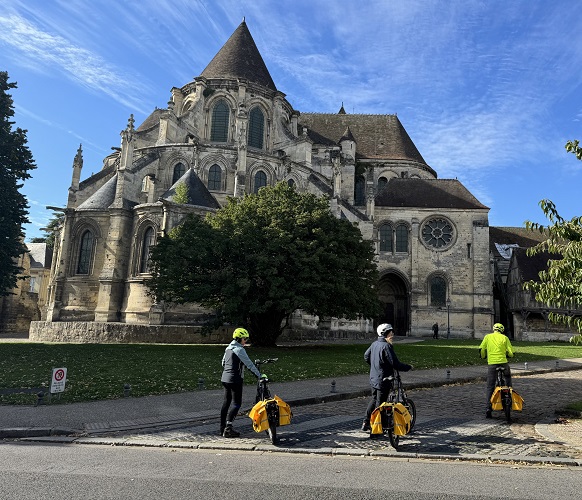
[486,410,492,419]
[361,420,370,432]
[219,426,225,436]
[223,426,240,438]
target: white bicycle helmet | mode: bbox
[377,323,393,337]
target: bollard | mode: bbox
[555,360,559,369]
[123,383,131,397]
[330,380,336,393]
[198,377,205,390]
[35,391,45,407]
[446,369,451,380]
[524,362,528,370]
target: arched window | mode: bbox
[254,170,267,193]
[208,164,222,190]
[248,107,264,149]
[287,178,295,188]
[76,230,94,275]
[354,175,366,206]
[379,224,393,252]
[430,276,447,307]
[395,224,408,253]
[172,162,186,184]
[210,101,229,142]
[139,227,155,274]
[377,176,388,192]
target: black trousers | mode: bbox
[365,385,392,421]
[486,363,512,410]
[221,381,243,427]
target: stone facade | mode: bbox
[33,20,496,343]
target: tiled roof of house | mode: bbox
[299,113,428,165]
[200,20,276,91]
[375,178,488,209]
[26,243,52,268]
[489,226,547,257]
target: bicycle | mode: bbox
[370,371,415,449]
[492,366,513,423]
[250,358,286,444]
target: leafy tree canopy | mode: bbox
[148,182,379,345]
[0,71,36,296]
[524,142,582,344]
[29,212,64,249]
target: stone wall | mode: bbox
[29,321,232,344]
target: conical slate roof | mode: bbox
[161,169,221,209]
[200,20,276,91]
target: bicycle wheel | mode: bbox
[267,421,277,444]
[388,426,400,449]
[403,398,416,431]
[502,391,512,423]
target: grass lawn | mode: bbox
[1,339,580,404]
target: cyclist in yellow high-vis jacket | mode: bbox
[479,323,514,418]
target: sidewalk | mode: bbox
[2,357,582,459]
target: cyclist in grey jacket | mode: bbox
[362,323,412,432]
[220,327,261,437]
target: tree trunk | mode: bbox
[249,309,287,347]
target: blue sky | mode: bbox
[1,0,581,240]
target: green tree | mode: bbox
[148,182,379,346]
[524,142,582,344]
[173,181,189,204]
[0,72,36,296]
[29,212,64,249]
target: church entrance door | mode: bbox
[376,273,409,336]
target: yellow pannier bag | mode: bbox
[248,395,293,433]
[392,403,412,436]
[511,389,524,411]
[369,402,412,436]
[249,400,270,432]
[274,395,292,426]
[490,387,524,411]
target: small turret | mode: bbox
[339,125,356,160]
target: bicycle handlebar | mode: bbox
[254,358,278,365]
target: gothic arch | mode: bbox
[377,269,411,336]
[247,161,275,192]
[70,218,102,276]
[205,94,236,142]
[200,155,229,191]
[426,271,452,307]
[163,153,191,188]
[132,218,159,276]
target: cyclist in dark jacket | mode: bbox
[361,323,412,431]
[220,327,261,437]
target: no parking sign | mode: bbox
[50,367,67,394]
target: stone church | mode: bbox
[32,20,494,343]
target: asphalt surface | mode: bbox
[2,340,582,466]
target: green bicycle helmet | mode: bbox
[493,323,505,333]
[233,327,250,340]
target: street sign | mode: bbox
[50,367,67,394]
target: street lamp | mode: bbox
[446,297,451,339]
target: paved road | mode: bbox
[85,369,582,462]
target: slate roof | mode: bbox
[26,243,52,269]
[160,169,221,209]
[489,226,547,257]
[136,109,164,132]
[77,174,118,210]
[200,20,276,91]
[299,113,428,165]
[512,247,559,283]
[375,178,488,210]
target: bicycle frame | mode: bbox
[254,358,280,444]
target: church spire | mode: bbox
[200,20,276,91]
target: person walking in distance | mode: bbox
[432,322,439,339]
[220,327,262,437]
[479,323,514,418]
[361,323,413,432]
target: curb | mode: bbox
[16,434,582,467]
